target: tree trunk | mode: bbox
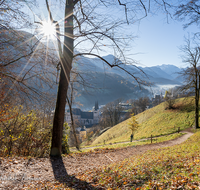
[195,71,199,129]
[66,95,80,150]
[50,0,74,156]
[199,73,200,128]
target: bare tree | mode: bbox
[134,97,150,113]
[101,99,124,127]
[29,0,173,156]
[0,0,32,30]
[164,91,176,109]
[0,0,58,114]
[66,72,80,150]
[179,38,200,129]
[174,0,200,30]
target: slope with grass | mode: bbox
[77,130,200,189]
[92,97,196,145]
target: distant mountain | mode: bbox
[71,54,184,109]
[70,54,151,109]
[140,66,172,80]
[79,54,183,86]
[157,64,182,78]
[2,30,185,110]
[1,30,58,107]
[157,64,184,83]
[74,71,149,109]
[73,54,104,73]
[136,65,183,85]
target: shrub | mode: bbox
[0,106,53,157]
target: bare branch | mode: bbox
[73,52,147,86]
[45,0,54,23]
[73,0,79,5]
[117,0,129,24]
[139,0,147,17]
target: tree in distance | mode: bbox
[179,38,200,129]
[100,99,124,128]
[164,90,176,110]
[128,113,139,139]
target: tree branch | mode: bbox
[117,0,129,24]
[73,52,147,86]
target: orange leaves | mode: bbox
[187,183,198,189]
[3,132,200,189]
[0,90,17,122]
[0,113,18,122]
[189,173,195,177]
[78,138,200,189]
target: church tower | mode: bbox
[94,101,99,111]
[93,101,99,124]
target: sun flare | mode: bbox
[41,21,56,39]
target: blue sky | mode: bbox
[128,15,199,68]
[26,1,200,69]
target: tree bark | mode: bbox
[66,95,80,150]
[50,0,74,156]
[195,70,199,129]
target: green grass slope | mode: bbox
[28,128,200,189]
[77,130,200,189]
[92,97,196,145]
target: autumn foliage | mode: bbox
[75,131,200,189]
[0,107,52,157]
[128,113,139,135]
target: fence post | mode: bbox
[151,135,152,144]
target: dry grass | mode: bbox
[92,97,196,145]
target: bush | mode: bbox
[62,122,70,154]
[0,106,53,157]
[165,97,176,110]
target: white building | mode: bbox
[65,102,100,127]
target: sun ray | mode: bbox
[44,37,50,67]
[50,33,74,91]
[54,32,74,54]
[1,40,45,103]
[15,34,40,49]
[57,11,74,26]
[54,28,74,39]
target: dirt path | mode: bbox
[0,131,193,189]
[70,131,190,151]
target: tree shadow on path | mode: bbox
[50,156,103,190]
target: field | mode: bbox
[71,132,184,153]
[92,97,196,145]
[1,97,200,189]
[77,130,200,189]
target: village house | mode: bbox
[65,101,100,128]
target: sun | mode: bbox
[41,21,56,39]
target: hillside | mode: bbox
[2,31,183,109]
[1,130,196,189]
[89,55,182,85]
[2,96,200,189]
[74,71,149,108]
[92,97,196,145]
[77,130,200,189]
[72,54,183,108]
